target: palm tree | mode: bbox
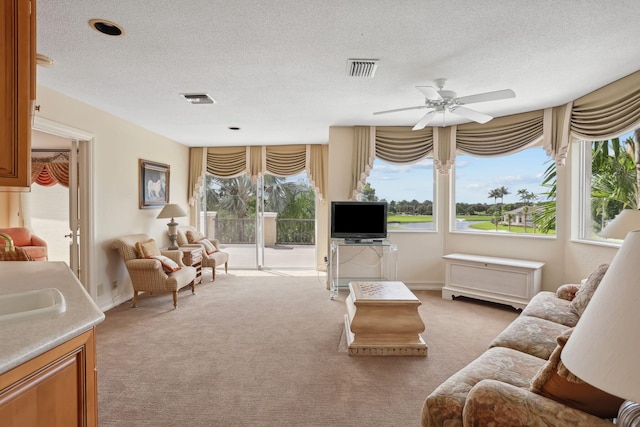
[506,213,515,231]
[517,188,529,204]
[535,160,557,234]
[488,188,500,205]
[522,205,529,233]
[497,186,510,205]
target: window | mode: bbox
[453,146,555,235]
[575,130,637,242]
[363,158,435,231]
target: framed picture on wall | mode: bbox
[139,159,170,209]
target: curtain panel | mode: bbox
[308,144,328,202]
[188,148,206,206]
[350,126,376,199]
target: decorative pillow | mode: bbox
[569,264,608,316]
[149,255,182,273]
[199,238,218,255]
[530,328,624,418]
[556,284,580,301]
[135,238,160,258]
[186,230,204,244]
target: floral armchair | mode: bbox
[111,234,197,308]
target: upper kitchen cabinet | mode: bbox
[0,0,36,191]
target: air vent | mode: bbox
[346,59,379,78]
[180,93,216,104]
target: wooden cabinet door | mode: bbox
[0,0,35,190]
[0,328,98,427]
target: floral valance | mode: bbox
[31,152,70,187]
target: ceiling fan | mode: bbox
[373,78,516,130]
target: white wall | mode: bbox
[36,86,191,310]
[327,126,620,292]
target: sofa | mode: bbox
[421,263,624,426]
[0,227,48,260]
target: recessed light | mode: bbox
[228,127,241,131]
[89,19,125,37]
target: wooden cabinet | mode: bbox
[0,0,36,190]
[0,328,98,427]
[442,253,544,310]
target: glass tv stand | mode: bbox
[329,239,398,299]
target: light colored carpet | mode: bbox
[96,269,518,426]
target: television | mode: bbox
[330,201,388,242]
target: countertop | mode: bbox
[0,261,105,375]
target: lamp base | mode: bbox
[167,234,179,250]
[618,400,640,426]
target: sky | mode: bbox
[366,146,551,204]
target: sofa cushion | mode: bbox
[422,347,545,427]
[135,238,160,258]
[520,291,580,327]
[199,238,218,255]
[489,315,571,360]
[149,255,181,273]
[556,284,580,301]
[186,229,204,244]
[569,264,608,317]
[530,328,623,419]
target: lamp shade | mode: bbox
[156,203,187,219]
[561,230,640,403]
[598,209,640,240]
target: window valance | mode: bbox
[455,110,543,156]
[569,70,640,141]
[31,152,70,187]
[192,143,328,205]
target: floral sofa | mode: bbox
[421,264,624,426]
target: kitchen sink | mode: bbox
[0,288,66,322]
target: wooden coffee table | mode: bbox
[344,281,427,356]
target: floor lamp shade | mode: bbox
[561,230,640,403]
[598,209,640,240]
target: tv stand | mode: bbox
[329,239,398,299]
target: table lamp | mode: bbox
[598,209,640,240]
[156,203,188,250]
[561,230,640,425]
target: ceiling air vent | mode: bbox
[346,59,379,78]
[180,93,216,104]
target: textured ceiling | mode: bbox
[36,1,640,147]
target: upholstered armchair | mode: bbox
[177,225,229,280]
[111,233,197,308]
[0,227,48,261]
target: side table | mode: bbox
[177,246,203,285]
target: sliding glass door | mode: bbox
[199,172,316,270]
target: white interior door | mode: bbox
[67,140,80,275]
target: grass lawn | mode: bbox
[469,221,554,234]
[388,215,433,223]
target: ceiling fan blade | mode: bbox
[373,105,427,115]
[456,89,515,105]
[416,86,442,101]
[450,106,493,124]
[412,110,438,130]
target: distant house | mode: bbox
[502,206,541,227]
